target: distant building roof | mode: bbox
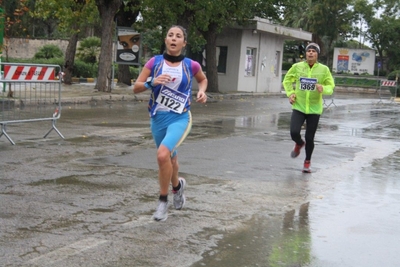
[233,17,312,41]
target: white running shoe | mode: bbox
[173,177,186,210]
[153,201,168,221]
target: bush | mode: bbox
[34,44,64,59]
[73,60,98,78]
[385,70,400,97]
[387,70,400,81]
[282,62,293,71]
[112,64,140,81]
[76,37,101,64]
[130,66,140,80]
[374,70,387,77]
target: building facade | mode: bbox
[213,18,312,94]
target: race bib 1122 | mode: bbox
[156,86,189,114]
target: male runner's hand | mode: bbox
[289,94,296,104]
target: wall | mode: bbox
[256,34,285,94]
[216,28,242,92]
[214,27,286,94]
[238,30,259,92]
[236,30,284,94]
[5,38,71,59]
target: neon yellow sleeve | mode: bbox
[321,67,335,96]
[283,65,298,97]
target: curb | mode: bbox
[71,78,135,83]
[71,78,97,83]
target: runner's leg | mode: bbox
[290,109,306,145]
[304,114,320,161]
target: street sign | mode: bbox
[378,61,381,69]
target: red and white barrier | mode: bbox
[380,80,397,87]
[4,65,55,81]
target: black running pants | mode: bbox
[290,109,320,161]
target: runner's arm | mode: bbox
[133,67,152,94]
[282,65,297,97]
[320,69,335,96]
[194,69,208,103]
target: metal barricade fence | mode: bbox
[378,80,398,104]
[323,77,337,108]
[323,91,336,108]
[0,63,64,145]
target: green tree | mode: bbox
[312,0,355,66]
[355,0,400,72]
[281,0,317,33]
[282,0,355,66]
[32,0,98,84]
[0,0,54,39]
[1,0,31,60]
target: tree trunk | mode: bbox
[118,64,132,85]
[63,33,79,85]
[95,0,122,92]
[326,39,333,69]
[203,24,219,93]
[177,9,192,32]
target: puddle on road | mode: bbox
[191,203,311,267]
[191,147,400,267]
[370,149,400,173]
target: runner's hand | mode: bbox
[289,94,296,104]
[155,74,172,86]
[196,91,207,103]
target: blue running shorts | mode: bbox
[150,111,192,157]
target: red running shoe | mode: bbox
[302,160,311,173]
[290,142,305,158]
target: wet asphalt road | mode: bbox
[1,88,400,267]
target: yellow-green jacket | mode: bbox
[282,61,335,114]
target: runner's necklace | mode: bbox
[163,52,184,63]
